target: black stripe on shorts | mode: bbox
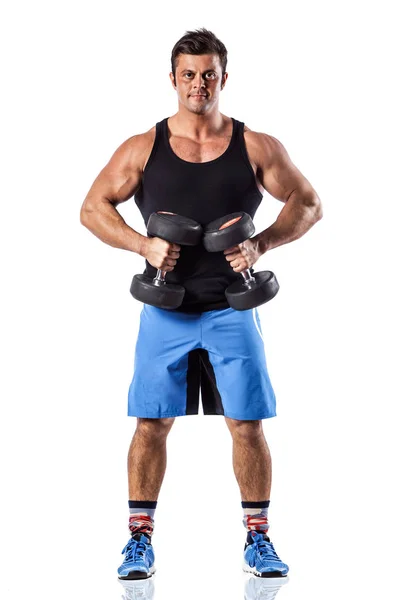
[185,349,225,416]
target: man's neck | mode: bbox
[170,109,228,140]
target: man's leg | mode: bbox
[118,417,175,580]
[128,417,175,500]
[224,417,271,500]
[224,417,289,576]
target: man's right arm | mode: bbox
[80,131,180,272]
[80,132,152,256]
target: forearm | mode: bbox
[80,198,146,255]
[257,191,323,253]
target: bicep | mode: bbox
[258,134,316,202]
[82,136,143,210]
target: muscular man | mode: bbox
[80,28,322,580]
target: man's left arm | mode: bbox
[224,133,323,273]
[255,133,323,253]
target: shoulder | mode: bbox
[110,125,157,172]
[242,125,286,168]
[123,126,156,159]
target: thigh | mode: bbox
[128,305,202,418]
[201,307,277,420]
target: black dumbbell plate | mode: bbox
[225,271,279,310]
[147,213,203,246]
[130,274,185,310]
[203,212,255,252]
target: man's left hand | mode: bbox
[223,235,264,273]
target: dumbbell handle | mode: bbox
[154,268,255,291]
[153,269,167,286]
[241,269,256,287]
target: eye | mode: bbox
[183,72,216,79]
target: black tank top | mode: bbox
[134,116,264,312]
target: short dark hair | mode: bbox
[171,28,228,81]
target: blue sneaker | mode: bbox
[243,531,289,578]
[118,532,156,580]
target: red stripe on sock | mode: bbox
[245,515,269,530]
[129,513,154,536]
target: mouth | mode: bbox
[190,94,207,98]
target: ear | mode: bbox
[169,72,177,90]
[221,72,228,90]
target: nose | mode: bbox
[193,73,206,91]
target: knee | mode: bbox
[225,417,263,442]
[135,417,175,441]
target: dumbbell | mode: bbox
[203,211,279,311]
[130,211,203,309]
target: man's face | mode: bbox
[169,53,228,115]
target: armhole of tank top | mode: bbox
[134,121,162,199]
[238,121,263,200]
[141,120,162,183]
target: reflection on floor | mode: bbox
[244,573,290,600]
[118,576,155,599]
[118,572,290,600]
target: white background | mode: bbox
[1,1,399,599]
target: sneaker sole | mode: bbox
[118,565,156,580]
[242,561,288,578]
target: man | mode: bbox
[80,28,323,580]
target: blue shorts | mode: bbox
[127,305,277,420]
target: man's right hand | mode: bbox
[140,237,181,272]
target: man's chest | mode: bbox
[168,135,264,195]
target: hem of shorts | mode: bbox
[128,412,195,418]
[221,410,277,420]
[127,410,277,419]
